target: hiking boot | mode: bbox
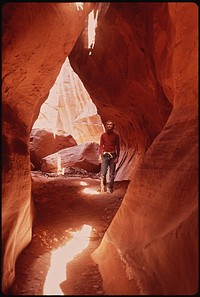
[107,188,113,194]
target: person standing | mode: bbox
[99,120,120,193]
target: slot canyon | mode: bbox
[2,2,198,295]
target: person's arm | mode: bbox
[99,134,104,163]
[114,135,120,163]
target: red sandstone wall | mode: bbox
[2,2,95,292]
[2,2,198,295]
[90,3,198,294]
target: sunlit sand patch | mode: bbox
[43,224,92,295]
[80,181,88,186]
[80,181,100,195]
[82,188,101,195]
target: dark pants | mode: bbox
[101,152,116,190]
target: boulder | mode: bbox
[30,128,77,169]
[41,142,101,173]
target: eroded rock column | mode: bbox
[2,3,94,292]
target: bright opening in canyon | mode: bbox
[32,57,103,145]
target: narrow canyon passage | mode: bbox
[2,3,198,295]
[9,171,129,295]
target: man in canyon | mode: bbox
[99,120,120,193]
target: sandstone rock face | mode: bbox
[30,128,77,169]
[41,142,101,173]
[2,2,95,292]
[69,3,173,152]
[70,2,198,295]
[2,2,198,295]
[30,162,35,171]
[33,57,104,144]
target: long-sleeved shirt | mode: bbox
[99,131,120,157]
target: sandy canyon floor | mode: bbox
[9,171,129,295]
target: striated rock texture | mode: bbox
[2,2,95,292]
[30,128,77,170]
[33,57,104,144]
[70,2,198,295]
[69,2,174,180]
[41,142,101,173]
[2,2,198,295]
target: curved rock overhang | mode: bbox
[2,2,198,294]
